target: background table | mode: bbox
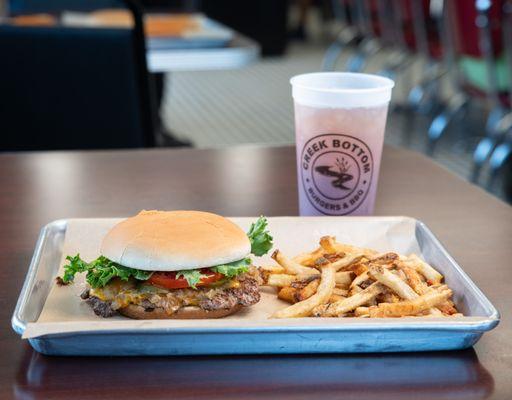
[1,145,511,399]
[147,32,259,72]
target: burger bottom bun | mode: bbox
[118,304,243,319]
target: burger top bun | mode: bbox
[100,210,251,271]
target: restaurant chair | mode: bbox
[423,0,471,155]
[0,0,159,151]
[423,0,511,166]
[453,0,511,183]
[343,0,382,73]
[397,0,433,146]
[486,0,512,191]
[322,0,360,71]
[405,0,445,114]
[374,0,415,106]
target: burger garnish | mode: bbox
[59,211,272,319]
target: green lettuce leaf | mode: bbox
[175,258,251,288]
[61,254,153,288]
[247,216,273,256]
[60,253,251,290]
[175,269,204,288]
[210,258,251,278]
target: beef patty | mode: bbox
[81,274,260,318]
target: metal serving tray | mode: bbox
[12,217,499,356]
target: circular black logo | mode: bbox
[300,134,374,215]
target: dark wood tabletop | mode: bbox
[1,145,511,399]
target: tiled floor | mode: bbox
[161,41,507,202]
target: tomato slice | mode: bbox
[147,268,224,289]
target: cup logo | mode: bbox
[300,134,373,215]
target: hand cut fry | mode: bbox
[449,313,464,318]
[290,275,319,289]
[265,273,297,287]
[368,287,452,317]
[369,252,399,264]
[296,279,320,302]
[332,287,348,297]
[272,250,318,275]
[314,282,385,317]
[292,248,324,266]
[401,254,443,284]
[320,236,338,254]
[349,285,363,296]
[277,286,297,304]
[378,292,400,304]
[262,270,351,289]
[314,253,347,267]
[329,294,346,303]
[271,265,336,318]
[436,299,458,315]
[350,271,370,289]
[323,252,346,263]
[258,265,286,274]
[401,266,429,295]
[368,265,418,300]
[332,242,377,257]
[265,272,317,287]
[352,263,368,276]
[428,307,444,316]
[335,271,353,286]
[354,307,370,317]
[330,254,366,272]
[399,266,443,315]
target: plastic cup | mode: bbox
[290,72,394,216]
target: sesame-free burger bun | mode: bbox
[100,210,251,271]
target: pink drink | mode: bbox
[291,73,394,216]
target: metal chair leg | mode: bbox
[486,115,512,188]
[346,50,367,72]
[427,93,469,156]
[345,38,382,72]
[472,137,497,182]
[471,107,511,182]
[487,139,512,190]
[322,29,358,71]
[400,76,428,147]
[378,51,413,89]
[323,40,345,71]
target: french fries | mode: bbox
[292,248,324,266]
[332,287,348,297]
[330,254,365,272]
[277,286,296,303]
[319,236,338,254]
[265,273,316,287]
[399,254,443,284]
[258,264,286,274]
[271,250,317,275]
[368,265,418,300]
[335,271,354,286]
[295,279,320,302]
[259,236,462,319]
[271,265,336,318]
[368,286,453,317]
[401,266,429,295]
[314,283,385,317]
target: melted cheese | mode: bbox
[90,276,242,312]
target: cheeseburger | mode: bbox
[59,210,273,319]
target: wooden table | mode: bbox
[1,145,510,399]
